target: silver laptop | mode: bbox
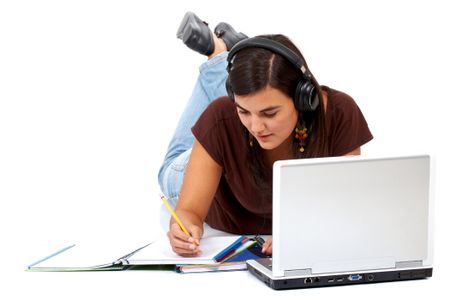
[247,155,433,290]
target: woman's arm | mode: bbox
[167,138,223,256]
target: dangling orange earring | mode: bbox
[295,125,308,153]
[249,134,254,147]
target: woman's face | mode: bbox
[234,86,298,150]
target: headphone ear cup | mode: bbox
[226,76,235,102]
[294,80,319,112]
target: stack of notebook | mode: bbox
[175,236,268,273]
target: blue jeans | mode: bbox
[158,52,229,229]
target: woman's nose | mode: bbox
[250,116,265,133]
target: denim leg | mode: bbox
[198,52,229,102]
[158,52,229,206]
[159,149,192,230]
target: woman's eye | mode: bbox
[264,112,277,118]
[238,110,249,115]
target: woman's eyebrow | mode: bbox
[234,102,281,113]
[259,106,281,113]
[234,102,248,111]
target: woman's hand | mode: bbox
[261,237,273,255]
[167,222,203,257]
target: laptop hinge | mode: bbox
[396,260,423,268]
[284,268,312,277]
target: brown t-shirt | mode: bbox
[191,86,373,234]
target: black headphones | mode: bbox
[226,37,319,112]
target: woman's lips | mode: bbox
[256,133,272,141]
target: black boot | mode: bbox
[176,12,214,56]
[214,22,248,51]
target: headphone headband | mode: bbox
[227,37,309,76]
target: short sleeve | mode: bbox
[327,89,373,156]
[191,97,236,167]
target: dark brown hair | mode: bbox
[227,34,329,189]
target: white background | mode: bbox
[1,0,449,299]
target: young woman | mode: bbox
[158,12,373,256]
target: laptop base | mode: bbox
[247,262,432,290]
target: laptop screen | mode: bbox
[272,155,431,277]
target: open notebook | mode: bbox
[27,235,261,272]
